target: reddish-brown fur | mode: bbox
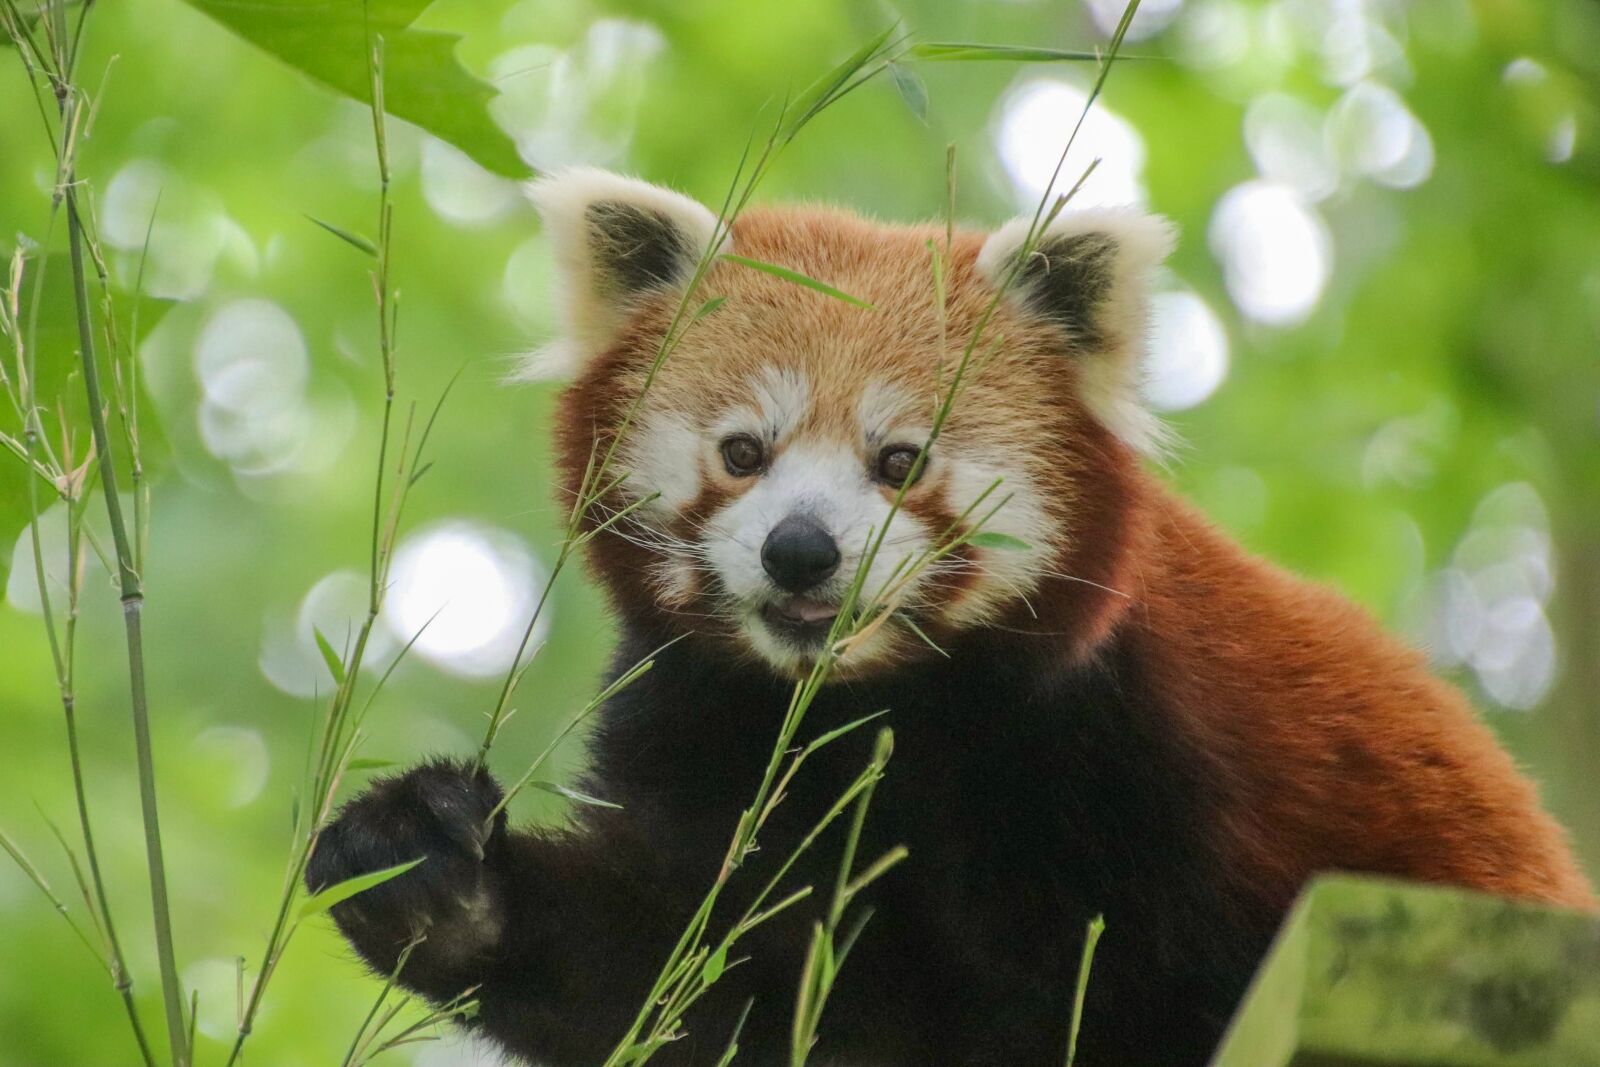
[311,192,1594,1067]
[1134,495,1595,912]
[562,203,1595,912]
[555,202,1595,912]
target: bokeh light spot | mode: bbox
[1245,93,1337,201]
[188,726,271,808]
[1416,482,1558,711]
[490,19,666,169]
[994,79,1146,208]
[193,299,313,477]
[384,522,546,678]
[1208,180,1331,326]
[421,137,521,226]
[1083,0,1185,41]
[1325,81,1433,188]
[1143,290,1230,410]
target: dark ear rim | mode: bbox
[977,207,1178,457]
[976,207,1175,350]
[522,167,724,374]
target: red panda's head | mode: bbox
[529,169,1172,679]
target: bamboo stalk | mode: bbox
[66,182,190,1067]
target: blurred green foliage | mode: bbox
[1,0,1597,1063]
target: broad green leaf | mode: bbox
[179,0,528,178]
[298,857,422,920]
[967,531,1031,550]
[528,780,622,810]
[720,254,873,309]
[909,43,1107,63]
[313,626,347,685]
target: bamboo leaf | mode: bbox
[1065,914,1106,1067]
[299,857,423,920]
[701,943,728,985]
[966,531,1030,550]
[801,709,890,758]
[528,780,623,810]
[692,295,727,321]
[305,216,378,257]
[720,254,873,308]
[967,531,1031,550]
[713,1000,754,1067]
[898,615,948,657]
[313,627,347,686]
[888,62,928,125]
[783,23,900,138]
[910,43,1107,63]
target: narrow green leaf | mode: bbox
[967,531,1031,551]
[528,780,623,810]
[910,43,1107,63]
[899,615,948,657]
[313,626,347,685]
[692,295,727,321]
[802,709,891,757]
[1065,914,1106,1067]
[888,62,928,125]
[299,857,423,920]
[720,254,873,308]
[784,23,900,137]
[305,215,378,257]
[347,758,396,771]
[713,999,754,1067]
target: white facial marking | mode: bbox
[624,411,703,517]
[703,440,932,672]
[941,452,1053,626]
[751,366,811,440]
[622,370,1057,673]
[856,379,919,444]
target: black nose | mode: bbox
[761,514,841,593]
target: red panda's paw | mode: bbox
[306,758,509,987]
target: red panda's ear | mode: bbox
[977,208,1176,453]
[521,168,724,378]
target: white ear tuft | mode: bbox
[523,167,725,375]
[978,207,1177,454]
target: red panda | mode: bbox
[309,168,1595,1067]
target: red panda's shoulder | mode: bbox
[1114,486,1596,912]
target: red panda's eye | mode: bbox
[720,434,766,476]
[875,445,924,488]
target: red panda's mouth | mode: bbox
[759,597,839,645]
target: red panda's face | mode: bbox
[530,170,1171,678]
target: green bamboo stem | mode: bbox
[66,184,189,1067]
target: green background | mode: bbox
[1,0,1597,1063]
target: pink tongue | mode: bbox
[788,598,838,623]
